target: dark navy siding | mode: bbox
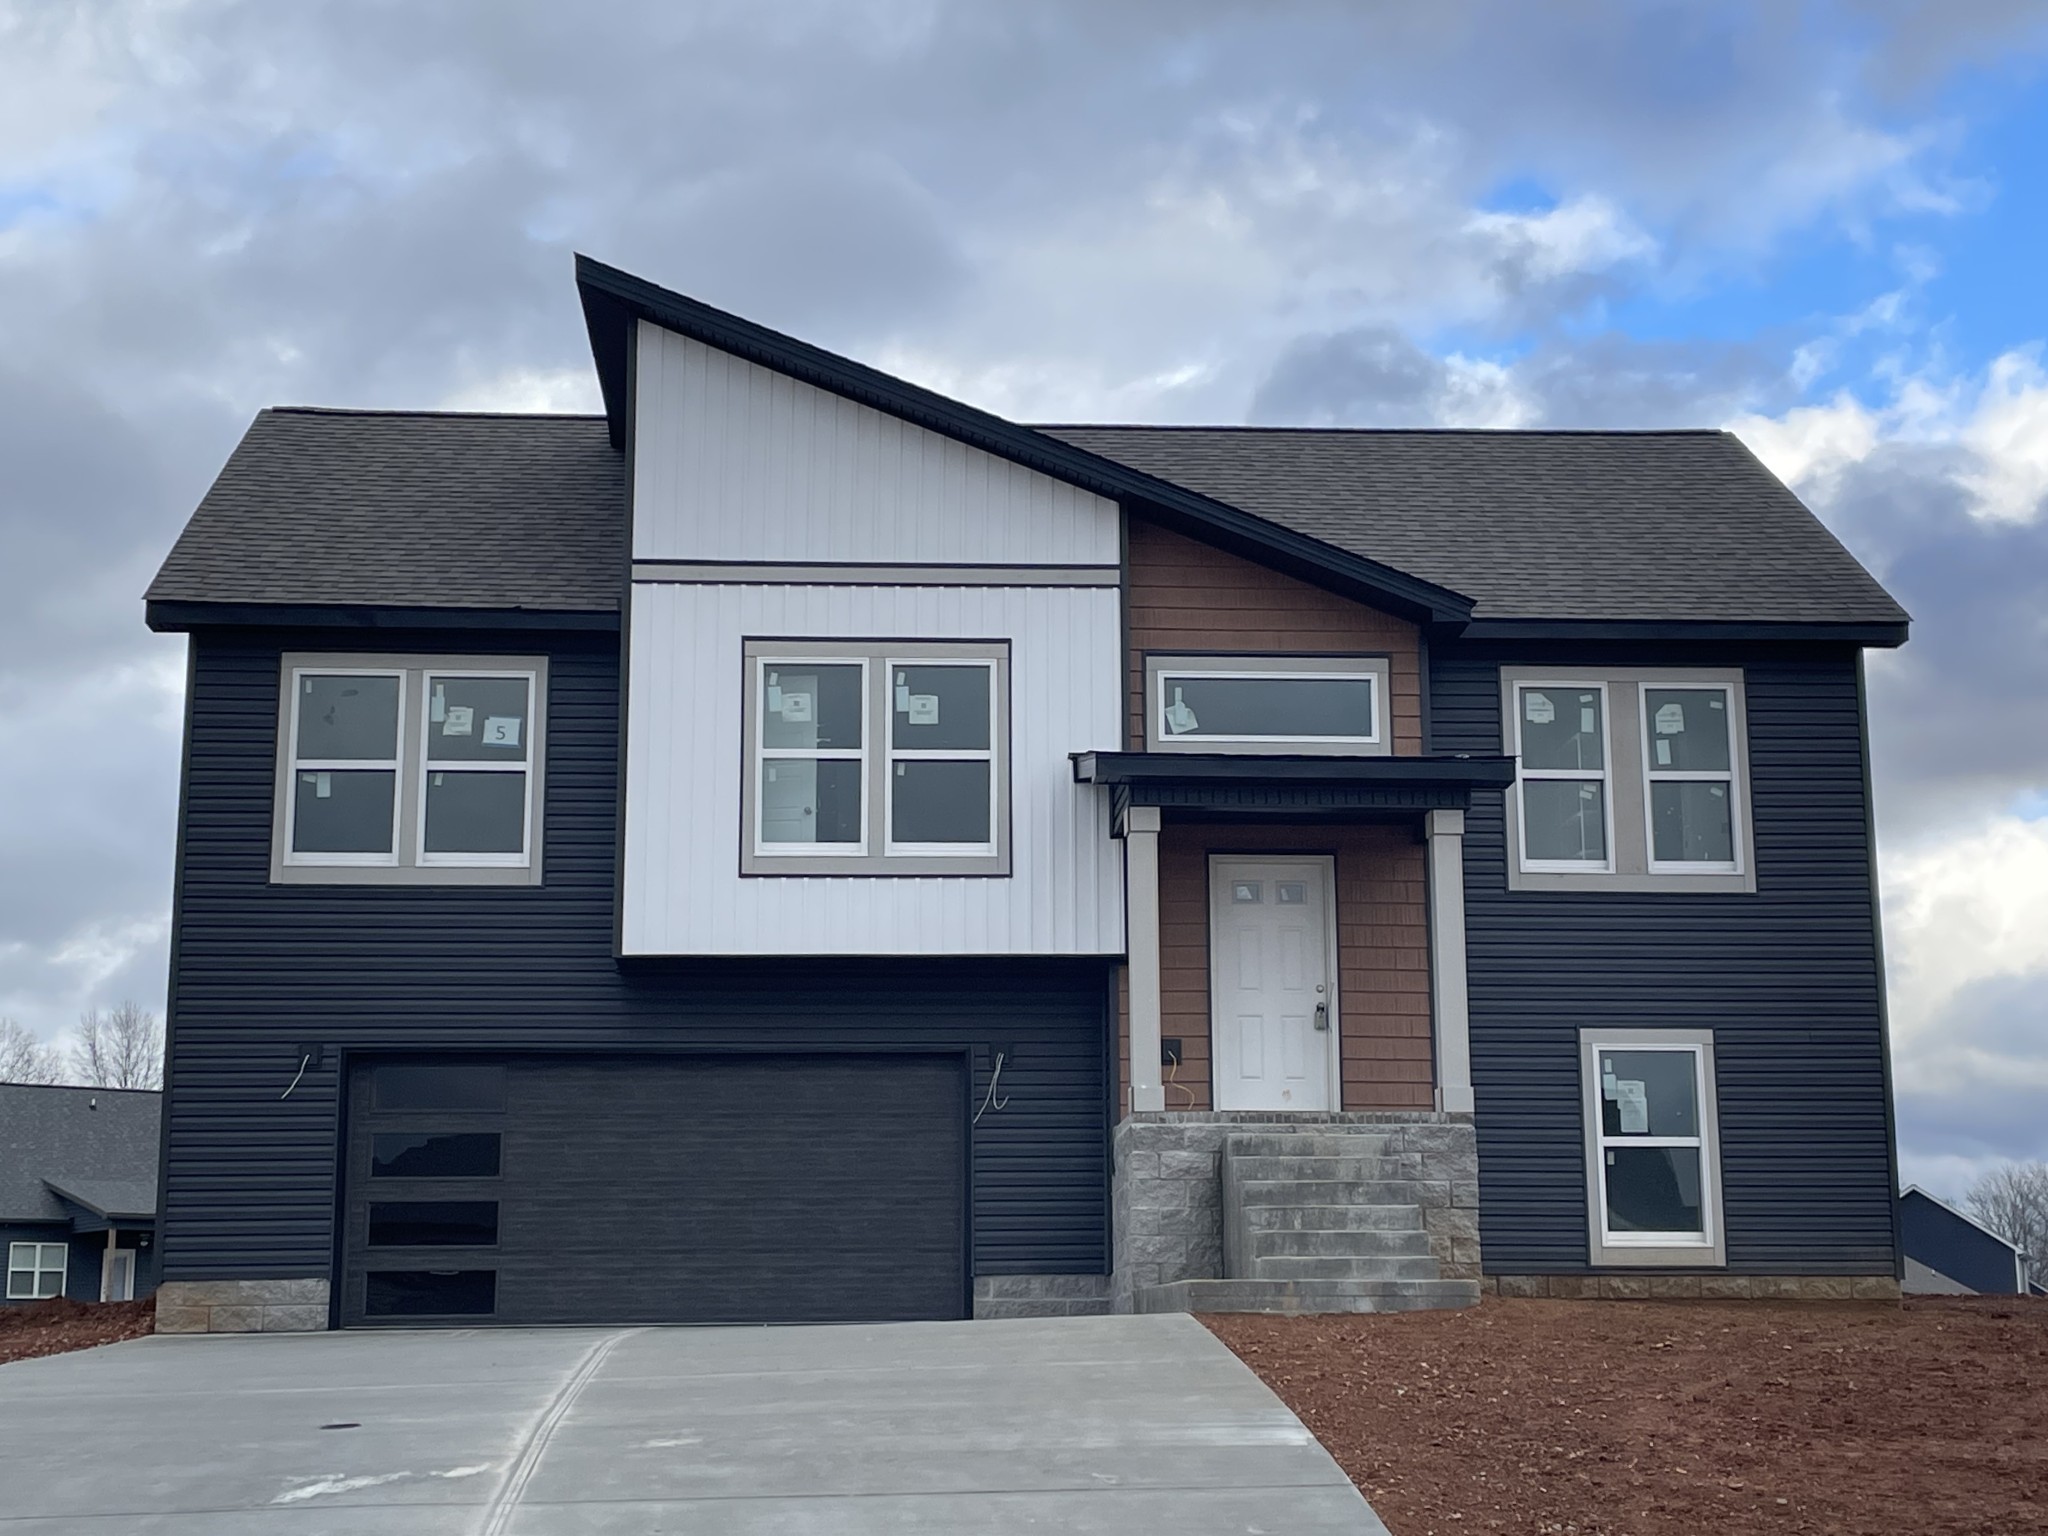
[1900,1190,2024,1294]
[163,629,1110,1285]
[1432,641,1897,1274]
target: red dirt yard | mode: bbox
[1208,1296,2047,1536]
[0,1297,156,1366]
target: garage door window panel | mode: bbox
[370,1132,502,1179]
[367,1201,499,1248]
[364,1269,496,1318]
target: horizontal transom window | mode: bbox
[273,655,547,886]
[1145,655,1391,757]
[741,639,1010,877]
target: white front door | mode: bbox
[1209,856,1337,1111]
[102,1248,134,1303]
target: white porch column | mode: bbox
[1123,805,1166,1113]
[1426,808,1476,1115]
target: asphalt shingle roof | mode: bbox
[0,1084,160,1225]
[147,408,624,613]
[1039,426,1906,625]
[146,409,1904,628]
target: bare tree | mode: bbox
[71,1002,164,1091]
[0,1018,65,1085]
[1964,1161,2048,1281]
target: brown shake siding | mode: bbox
[1115,518,1438,1115]
[1124,519,1424,753]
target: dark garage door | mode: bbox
[340,1053,967,1327]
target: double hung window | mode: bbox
[1504,668,1751,891]
[743,640,1009,875]
[6,1241,66,1300]
[274,655,546,885]
[1580,1029,1724,1266]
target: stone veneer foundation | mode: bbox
[154,1279,331,1333]
[1484,1273,1902,1301]
[1112,1110,1480,1313]
[972,1275,1114,1319]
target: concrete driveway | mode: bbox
[0,1313,1389,1533]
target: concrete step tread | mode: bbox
[1230,1179,1432,1205]
[1238,1203,1427,1232]
[1244,1254,1443,1280]
[1224,1154,1423,1180]
[1222,1134,1408,1158]
[1135,1277,1481,1315]
[1243,1229,1435,1258]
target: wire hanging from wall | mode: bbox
[973,1050,1011,1124]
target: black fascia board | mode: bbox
[146,600,621,635]
[574,254,1476,628]
[1454,617,1910,648]
[1071,750,1517,789]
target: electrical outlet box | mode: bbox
[1161,1038,1183,1068]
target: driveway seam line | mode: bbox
[479,1328,640,1536]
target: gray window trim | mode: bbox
[1144,653,1392,756]
[1502,666,1755,893]
[271,653,548,887]
[1580,1027,1726,1268]
[739,638,1012,877]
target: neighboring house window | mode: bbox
[1579,1029,1725,1267]
[1144,654,1391,757]
[741,639,1010,876]
[1502,667,1753,892]
[272,654,547,886]
[6,1241,66,1300]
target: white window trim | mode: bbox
[739,639,1012,877]
[751,654,871,858]
[415,669,540,870]
[1638,682,1743,876]
[7,1240,66,1300]
[283,667,406,868]
[1511,679,1616,875]
[271,654,547,887]
[1502,667,1755,894]
[1144,653,1392,757]
[884,656,1000,858]
[1579,1028,1726,1268]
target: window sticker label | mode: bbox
[1581,705,1596,733]
[779,693,813,724]
[1656,738,1672,765]
[313,771,331,799]
[895,674,910,711]
[1615,1080,1649,1134]
[1163,685,1200,735]
[907,694,939,726]
[1655,702,1686,735]
[482,716,521,748]
[1524,691,1555,725]
[443,705,474,737]
[431,683,446,723]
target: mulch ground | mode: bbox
[1207,1296,2048,1536]
[0,1296,156,1366]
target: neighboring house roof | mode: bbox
[1898,1186,2027,1296]
[143,257,1909,640]
[146,408,624,623]
[1041,425,1908,630]
[0,1084,160,1225]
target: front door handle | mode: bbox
[1314,1001,1329,1032]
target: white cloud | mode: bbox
[1463,192,1655,282]
[1959,347,2048,523]
[439,366,601,415]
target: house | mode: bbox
[0,1084,160,1306]
[1898,1187,2029,1296]
[140,255,1909,1332]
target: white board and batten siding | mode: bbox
[632,321,1120,566]
[622,320,1127,957]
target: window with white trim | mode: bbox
[1580,1029,1725,1267]
[7,1241,66,1300]
[273,655,546,885]
[1503,667,1753,892]
[742,640,1009,876]
[1144,654,1391,756]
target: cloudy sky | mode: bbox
[3,1,2046,1197]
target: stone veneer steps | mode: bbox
[1134,1132,1481,1315]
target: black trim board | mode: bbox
[1072,750,1516,789]
[575,254,1474,628]
[1459,618,1909,648]
[148,601,619,635]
